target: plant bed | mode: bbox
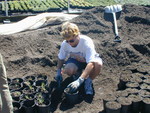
[117,97,132,113]
[105,101,121,113]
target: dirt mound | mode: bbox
[0,4,149,113]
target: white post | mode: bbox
[68,0,70,13]
[4,0,8,16]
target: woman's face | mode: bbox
[65,35,79,47]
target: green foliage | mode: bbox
[0,0,149,13]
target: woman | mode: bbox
[55,22,103,95]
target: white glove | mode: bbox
[67,77,84,93]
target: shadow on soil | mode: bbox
[49,76,95,112]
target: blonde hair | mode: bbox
[60,22,80,39]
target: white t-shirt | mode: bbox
[58,35,102,64]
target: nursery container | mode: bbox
[36,74,48,81]
[22,86,37,95]
[9,83,22,92]
[103,93,117,110]
[12,78,24,84]
[141,97,150,113]
[20,93,35,102]
[13,102,22,113]
[128,94,142,113]
[114,90,128,98]
[11,91,22,102]
[24,75,36,82]
[35,80,48,88]
[105,101,121,113]
[117,96,132,113]
[126,82,140,89]
[35,99,51,113]
[64,87,79,105]
[22,100,36,113]
[118,74,132,90]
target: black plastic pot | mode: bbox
[139,89,150,98]
[64,87,79,105]
[117,97,132,113]
[22,86,37,95]
[22,100,36,113]
[12,77,24,84]
[20,93,35,102]
[24,75,36,82]
[35,99,50,113]
[23,80,34,89]
[36,74,48,81]
[7,77,12,85]
[115,90,128,98]
[9,83,22,92]
[141,97,150,113]
[105,101,121,113]
[35,92,50,101]
[125,88,140,95]
[126,82,140,89]
[128,94,142,113]
[118,75,132,90]
[35,80,48,88]
[11,91,22,102]
[13,102,22,113]
[103,93,117,110]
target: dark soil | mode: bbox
[0,4,150,113]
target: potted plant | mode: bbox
[20,93,35,102]
[36,74,48,81]
[35,93,50,113]
[24,75,36,82]
[22,86,37,95]
[105,101,121,113]
[12,77,23,84]
[9,83,22,92]
[11,91,22,102]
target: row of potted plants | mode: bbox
[102,73,150,113]
[8,74,51,113]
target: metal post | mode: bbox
[68,0,70,13]
[4,0,8,16]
